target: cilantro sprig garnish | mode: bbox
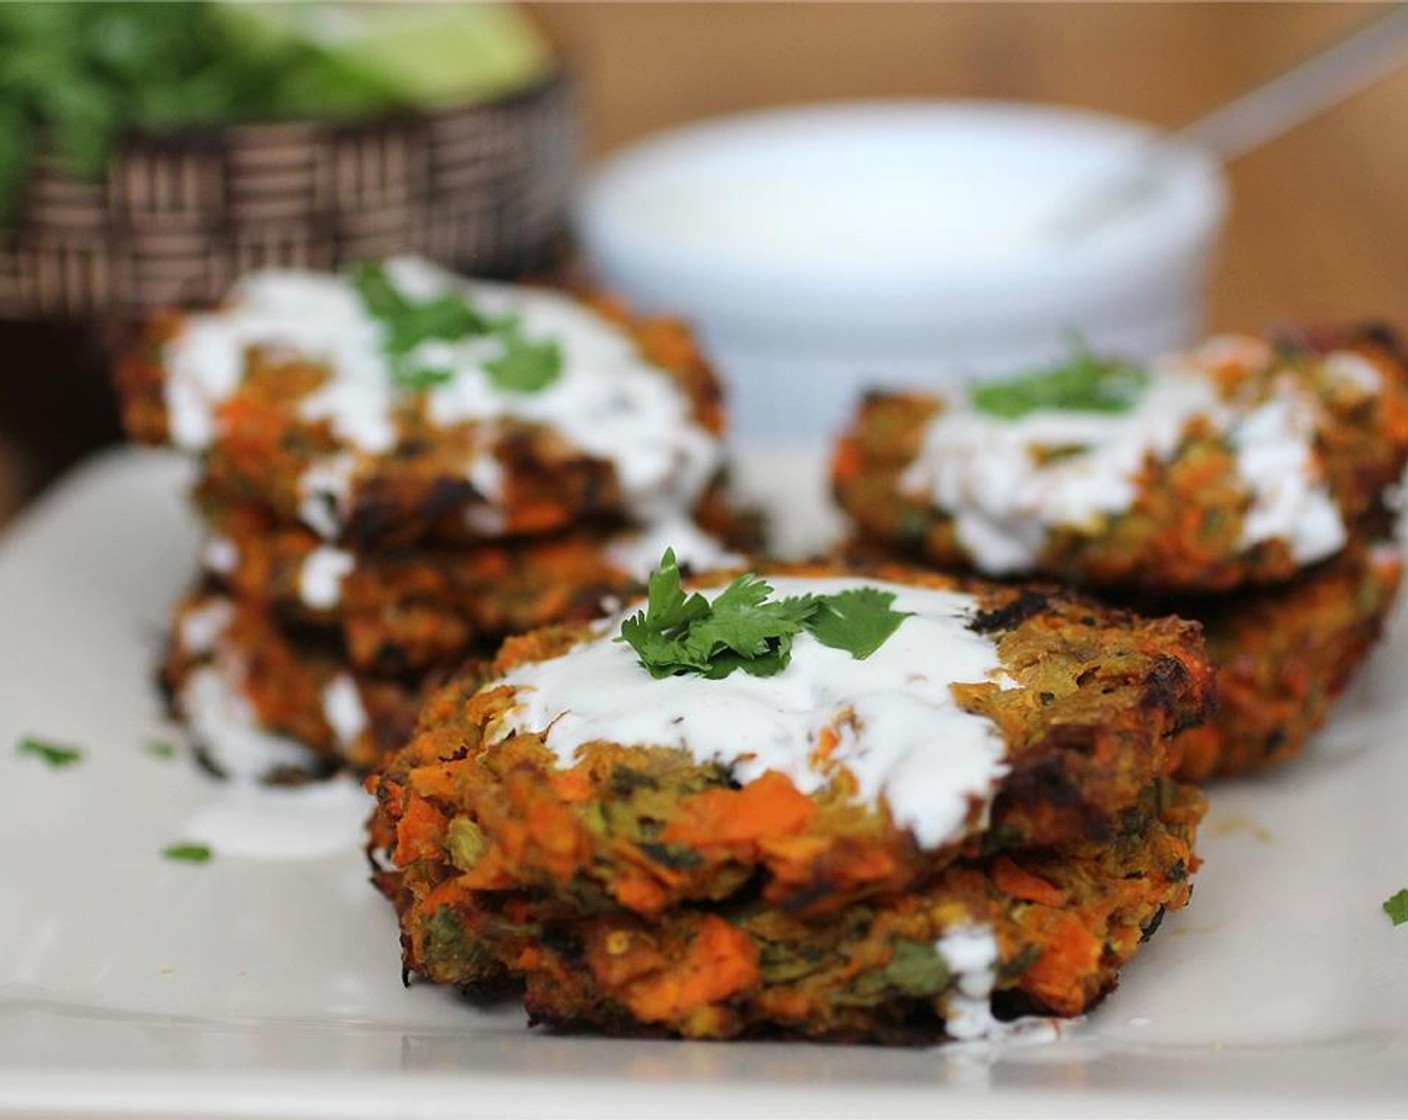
[352,261,563,394]
[1385,888,1408,927]
[617,551,912,680]
[15,735,83,768]
[971,339,1148,420]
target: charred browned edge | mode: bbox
[1272,320,1408,369]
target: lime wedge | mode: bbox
[221,2,555,107]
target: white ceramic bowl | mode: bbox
[577,101,1228,442]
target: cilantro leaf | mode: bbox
[162,843,213,864]
[383,293,490,356]
[972,339,1148,420]
[144,739,178,760]
[1385,888,1408,927]
[616,555,911,680]
[806,587,913,660]
[882,939,952,997]
[391,364,455,391]
[16,735,83,768]
[352,261,409,319]
[352,261,560,395]
[618,549,713,678]
[484,334,563,394]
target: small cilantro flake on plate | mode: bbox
[143,739,179,760]
[162,844,213,865]
[16,735,83,768]
[1384,888,1408,926]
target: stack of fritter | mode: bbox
[369,561,1216,1041]
[833,327,1408,779]
[116,256,748,776]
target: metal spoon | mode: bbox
[1053,4,1408,240]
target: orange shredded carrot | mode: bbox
[393,798,448,865]
[992,856,1067,907]
[663,771,814,847]
[1022,911,1103,1015]
[613,916,759,1024]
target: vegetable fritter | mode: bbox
[371,562,1212,916]
[833,328,1408,592]
[195,486,755,677]
[1155,537,1402,781]
[115,258,726,548]
[368,561,1213,1041]
[376,782,1203,1042]
[162,592,454,775]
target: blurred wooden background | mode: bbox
[536,2,1408,330]
[5,2,1408,529]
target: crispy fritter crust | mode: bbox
[162,592,456,772]
[1157,538,1403,781]
[368,561,1213,924]
[116,294,725,548]
[832,327,1408,592]
[375,778,1203,1041]
[197,485,760,677]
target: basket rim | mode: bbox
[37,65,572,162]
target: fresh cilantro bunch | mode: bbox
[0,2,409,223]
[618,550,913,680]
[971,339,1148,420]
[352,261,563,394]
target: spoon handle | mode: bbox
[1178,5,1408,161]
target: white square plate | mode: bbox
[2,448,1406,1119]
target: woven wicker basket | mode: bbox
[0,71,574,321]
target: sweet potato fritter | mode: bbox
[367,561,1213,1040]
[1154,538,1403,781]
[832,327,1408,592]
[195,484,759,677]
[370,562,1212,919]
[377,782,1203,1042]
[162,592,456,774]
[116,280,725,549]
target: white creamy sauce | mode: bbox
[1371,541,1403,567]
[936,924,1001,1041]
[322,672,368,750]
[604,516,744,580]
[1324,351,1382,394]
[179,667,314,781]
[464,451,509,534]
[299,546,355,610]
[181,777,371,861]
[902,370,1217,575]
[178,599,234,656]
[902,341,1360,574]
[493,577,1011,850]
[201,536,239,577]
[162,256,722,531]
[296,452,358,540]
[1230,389,1346,562]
